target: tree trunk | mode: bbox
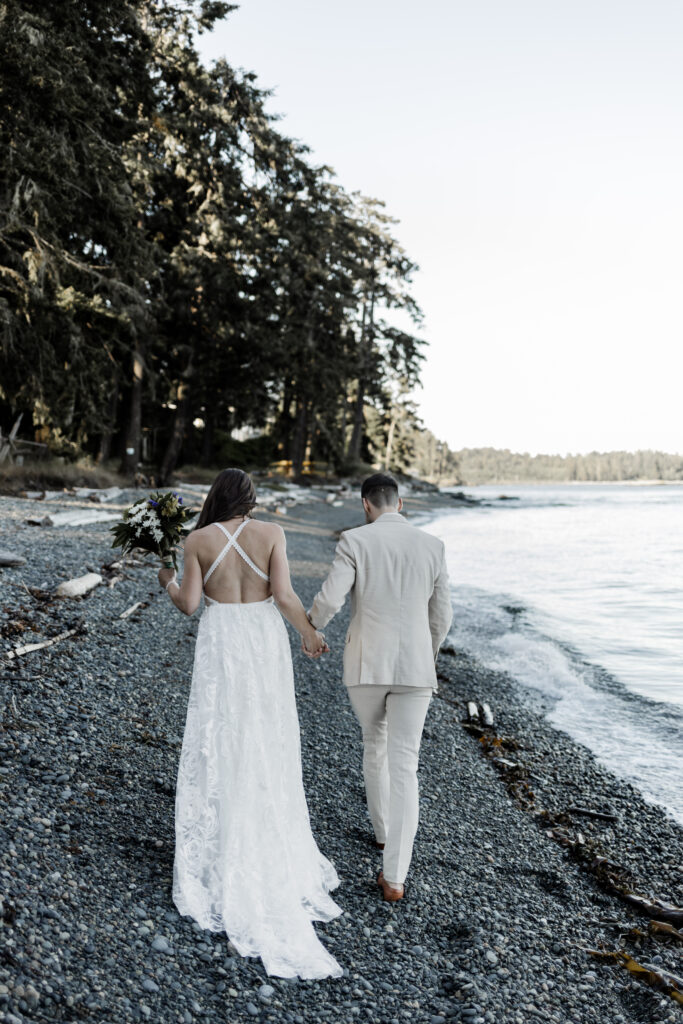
[291,398,309,478]
[384,407,397,470]
[427,435,435,478]
[119,341,145,477]
[96,369,119,464]
[279,382,295,461]
[348,290,374,463]
[200,411,214,466]
[339,378,348,453]
[159,359,194,484]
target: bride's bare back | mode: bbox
[162,511,324,655]
[196,517,278,604]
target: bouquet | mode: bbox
[110,491,198,571]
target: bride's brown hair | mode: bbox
[194,468,257,530]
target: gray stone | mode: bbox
[0,549,26,567]
[142,979,159,993]
[246,1002,260,1016]
[24,984,40,1008]
[151,935,170,953]
[258,984,275,1001]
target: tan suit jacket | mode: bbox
[308,512,453,689]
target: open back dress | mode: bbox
[172,520,343,979]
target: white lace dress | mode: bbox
[172,520,343,979]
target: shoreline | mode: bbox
[1,488,681,1023]
[449,480,683,488]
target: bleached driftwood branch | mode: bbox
[6,628,79,660]
[119,601,145,619]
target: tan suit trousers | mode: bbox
[347,684,433,886]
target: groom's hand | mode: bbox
[301,631,330,659]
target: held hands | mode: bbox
[302,627,330,660]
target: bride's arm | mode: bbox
[157,533,203,616]
[269,527,326,654]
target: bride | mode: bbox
[157,468,343,979]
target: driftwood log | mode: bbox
[73,486,123,502]
[55,573,103,598]
[466,701,480,722]
[0,549,26,568]
[566,805,618,822]
[47,509,120,528]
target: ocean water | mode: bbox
[422,483,683,825]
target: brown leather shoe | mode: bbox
[375,841,385,850]
[377,870,404,902]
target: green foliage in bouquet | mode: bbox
[110,491,198,571]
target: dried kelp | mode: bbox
[622,895,683,930]
[458,705,683,957]
[588,949,683,1005]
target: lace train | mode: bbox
[172,597,343,979]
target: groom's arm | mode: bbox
[308,531,357,630]
[428,543,453,659]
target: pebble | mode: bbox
[24,985,39,1008]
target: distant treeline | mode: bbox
[455,448,683,484]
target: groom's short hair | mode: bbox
[361,473,400,508]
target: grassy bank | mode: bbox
[0,458,128,495]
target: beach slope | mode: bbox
[0,489,681,1023]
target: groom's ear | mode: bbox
[397,497,403,511]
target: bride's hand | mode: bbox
[158,567,176,589]
[302,629,328,659]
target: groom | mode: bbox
[307,473,453,900]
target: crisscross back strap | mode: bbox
[202,520,270,585]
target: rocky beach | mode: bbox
[1,485,682,1024]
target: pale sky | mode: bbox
[198,1,683,456]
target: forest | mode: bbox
[454,448,683,484]
[0,0,458,482]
